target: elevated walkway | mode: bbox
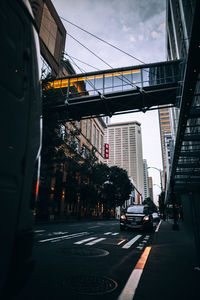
[42,59,183,120]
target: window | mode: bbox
[82,145,89,158]
[75,138,80,152]
[93,125,96,147]
[97,129,99,151]
[87,120,92,140]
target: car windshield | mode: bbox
[127,206,145,214]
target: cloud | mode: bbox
[138,35,144,41]
[129,35,136,42]
[151,31,159,39]
[122,24,131,32]
[159,23,166,32]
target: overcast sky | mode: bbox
[52,0,166,202]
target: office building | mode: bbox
[148,177,153,201]
[104,121,144,198]
[143,159,150,200]
[160,0,196,182]
[158,108,172,181]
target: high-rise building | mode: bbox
[161,0,196,182]
[143,159,150,200]
[148,177,153,201]
[158,1,196,184]
[104,121,144,198]
[158,107,172,179]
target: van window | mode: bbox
[127,206,145,214]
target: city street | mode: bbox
[14,220,155,300]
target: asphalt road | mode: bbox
[14,220,155,300]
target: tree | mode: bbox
[103,166,133,209]
[143,197,157,213]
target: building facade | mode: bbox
[160,0,196,183]
[148,177,153,201]
[158,107,172,183]
[143,159,150,200]
[104,121,144,198]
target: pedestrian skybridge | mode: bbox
[42,59,183,120]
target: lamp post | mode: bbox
[147,167,163,192]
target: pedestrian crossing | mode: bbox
[37,230,150,250]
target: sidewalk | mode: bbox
[134,220,200,300]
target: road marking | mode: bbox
[34,230,46,233]
[88,226,100,229]
[38,232,88,243]
[122,235,142,249]
[136,246,143,250]
[104,232,112,235]
[52,231,68,235]
[74,237,97,244]
[118,239,126,245]
[155,220,162,232]
[112,233,119,235]
[118,246,151,300]
[85,238,106,245]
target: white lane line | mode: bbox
[38,232,88,243]
[34,230,46,233]
[155,220,162,232]
[136,246,143,250]
[85,238,106,246]
[52,231,68,235]
[112,233,119,236]
[118,246,151,300]
[122,235,142,249]
[104,232,112,235]
[88,226,100,229]
[74,237,97,245]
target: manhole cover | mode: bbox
[58,247,109,257]
[62,275,118,295]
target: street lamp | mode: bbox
[147,167,163,192]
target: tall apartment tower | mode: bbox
[148,177,153,201]
[158,108,172,178]
[143,159,150,200]
[104,121,144,198]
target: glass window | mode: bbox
[97,129,99,151]
[127,206,146,214]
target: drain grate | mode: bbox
[58,247,109,257]
[62,275,118,295]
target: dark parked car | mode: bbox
[120,205,154,232]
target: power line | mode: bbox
[64,53,100,71]
[60,16,145,64]
[67,32,113,69]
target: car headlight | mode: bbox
[120,215,126,220]
[143,216,149,221]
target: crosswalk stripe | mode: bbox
[38,232,88,243]
[104,232,112,235]
[112,233,119,236]
[74,237,97,245]
[122,235,142,249]
[85,238,106,245]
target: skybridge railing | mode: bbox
[43,59,183,100]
